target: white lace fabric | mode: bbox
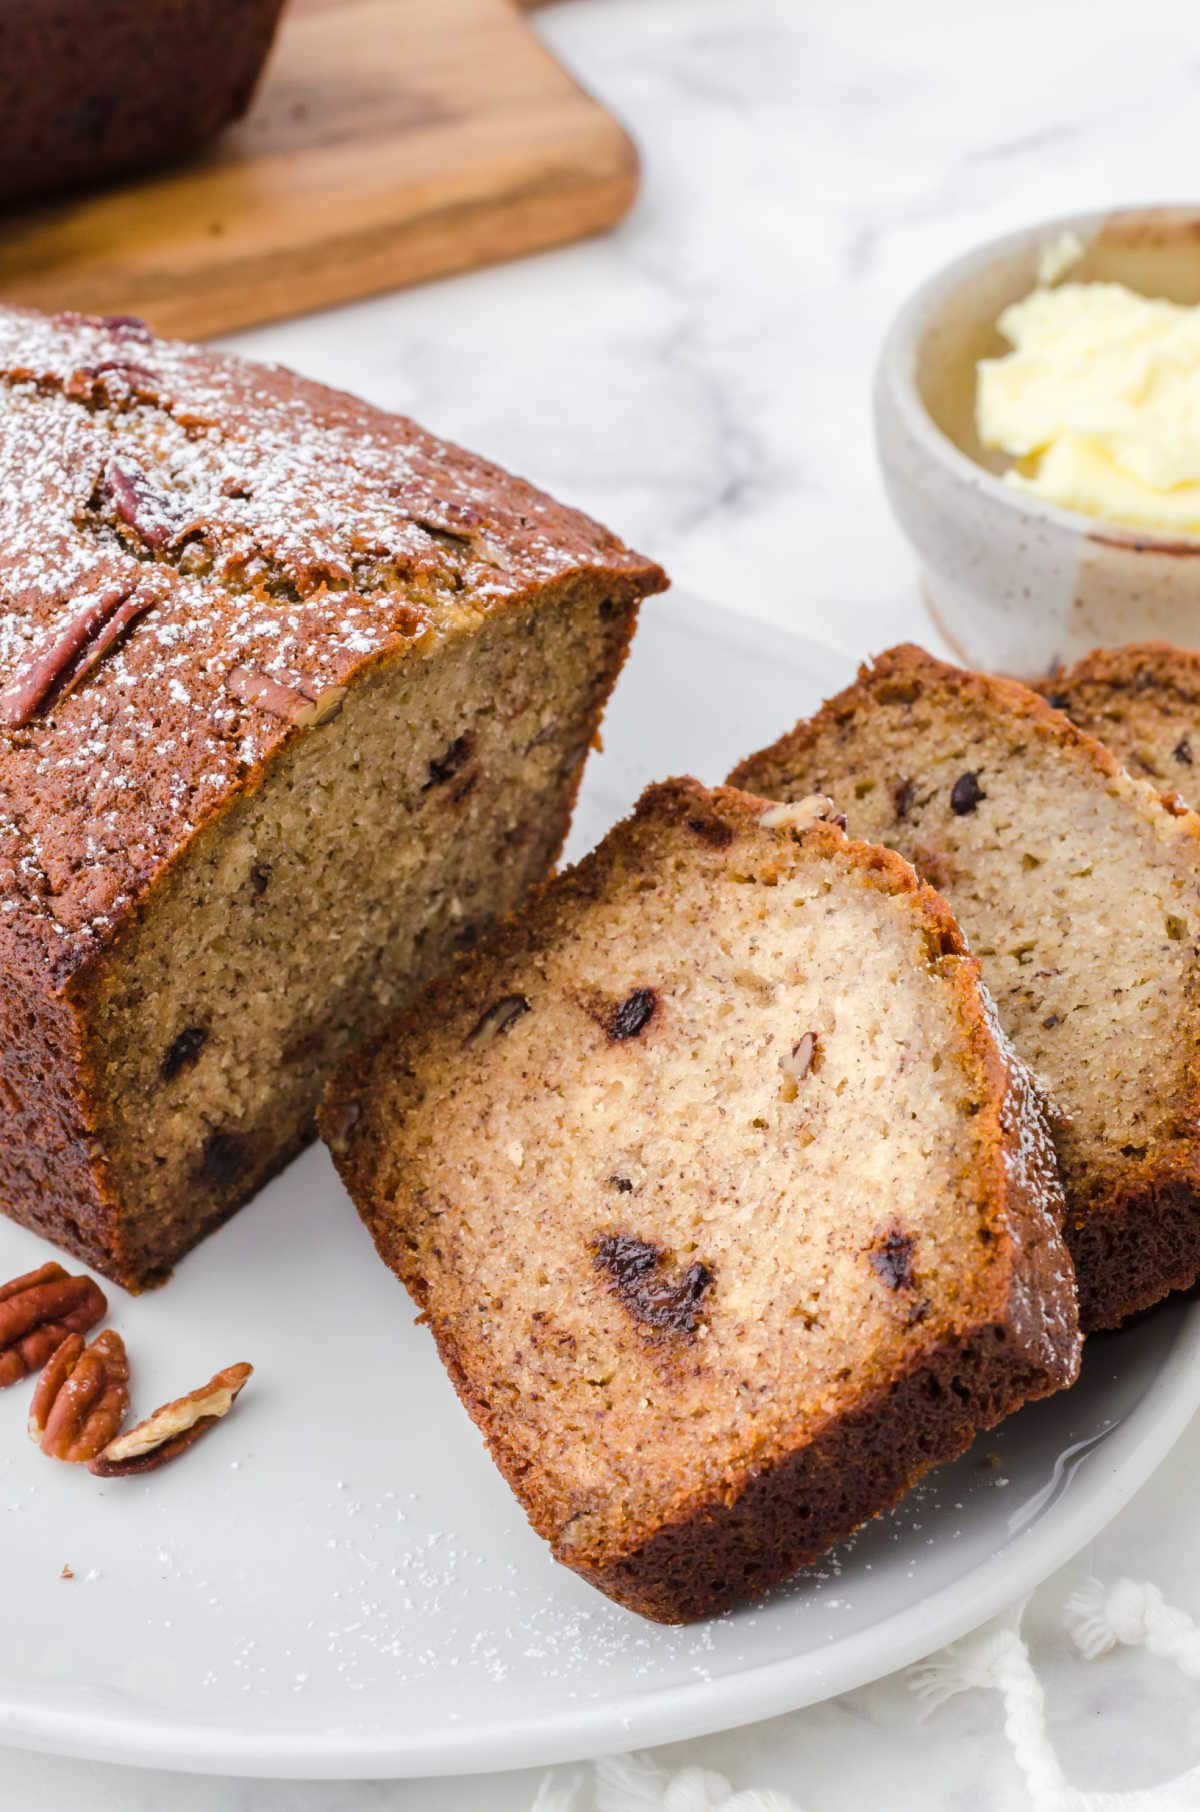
[529,1581,1200,1812]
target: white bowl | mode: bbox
[875,205,1200,675]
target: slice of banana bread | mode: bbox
[321,779,1079,1623]
[731,645,1200,1331]
[1042,643,1200,792]
[0,305,666,1290]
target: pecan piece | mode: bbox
[30,1329,130,1462]
[106,458,189,551]
[759,795,848,833]
[65,360,161,404]
[467,994,530,1045]
[0,581,160,729]
[0,1263,107,1388]
[227,665,346,728]
[891,776,915,821]
[90,1362,252,1477]
[779,1031,817,1100]
[101,314,152,342]
[401,498,515,574]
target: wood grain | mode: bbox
[0,0,637,340]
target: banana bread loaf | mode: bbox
[1042,643,1200,793]
[0,1,285,207]
[321,779,1080,1623]
[732,645,1200,1331]
[0,304,665,1290]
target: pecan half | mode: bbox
[0,1263,107,1388]
[227,665,346,728]
[90,1361,252,1477]
[395,496,516,575]
[65,360,161,405]
[29,1329,130,1462]
[0,581,160,729]
[106,458,190,551]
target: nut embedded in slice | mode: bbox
[30,1329,130,1462]
[0,1262,107,1388]
[90,1362,253,1477]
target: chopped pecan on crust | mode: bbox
[0,581,160,729]
[106,458,194,551]
[397,497,516,574]
[0,1263,107,1388]
[29,1329,130,1462]
[90,1361,252,1477]
[226,664,346,728]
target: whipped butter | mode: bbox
[976,281,1200,537]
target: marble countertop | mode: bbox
[6,0,1200,1805]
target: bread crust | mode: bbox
[1045,640,1200,706]
[0,1,286,206]
[324,778,1080,1622]
[0,306,665,1287]
[574,1323,1060,1622]
[1039,640,1200,788]
[1035,641,1200,1325]
[732,642,1200,1331]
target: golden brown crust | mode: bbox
[1040,641,1200,785]
[1045,640,1200,702]
[323,777,1080,1622]
[0,305,665,1287]
[732,642,1200,1332]
[729,642,1131,797]
[573,1325,1060,1621]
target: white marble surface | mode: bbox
[6,0,1200,1804]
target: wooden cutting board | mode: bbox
[0,0,636,340]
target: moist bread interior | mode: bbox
[328,785,1076,1590]
[82,585,630,1282]
[732,647,1200,1327]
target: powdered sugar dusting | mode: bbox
[0,306,653,972]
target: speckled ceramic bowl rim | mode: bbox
[877,204,1200,555]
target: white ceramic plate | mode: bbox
[2,593,1199,1780]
